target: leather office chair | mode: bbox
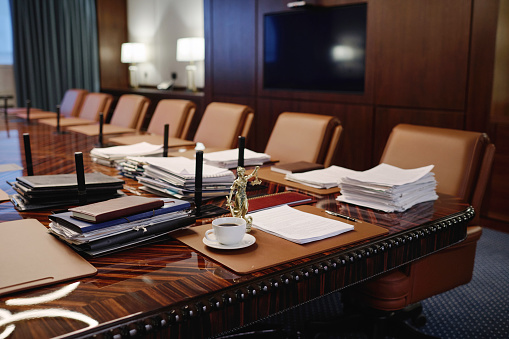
[192,102,254,149]
[264,112,342,167]
[317,124,495,338]
[15,89,88,120]
[66,94,150,136]
[107,99,196,145]
[38,93,113,128]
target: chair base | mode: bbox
[301,299,439,339]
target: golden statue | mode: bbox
[226,166,262,232]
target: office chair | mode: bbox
[66,94,150,136]
[264,112,342,167]
[107,99,196,145]
[307,124,495,339]
[38,93,113,128]
[15,89,88,120]
[192,102,254,149]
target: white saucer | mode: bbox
[203,233,256,250]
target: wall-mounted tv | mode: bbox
[263,4,367,93]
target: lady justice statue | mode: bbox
[226,166,262,232]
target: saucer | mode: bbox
[203,233,256,250]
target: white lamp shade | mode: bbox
[176,37,205,62]
[121,43,147,63]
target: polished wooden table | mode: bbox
[0,120,474,338]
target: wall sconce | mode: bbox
[121,42,147,88]
[176,37,204,92]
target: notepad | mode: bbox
[0,219,97,297]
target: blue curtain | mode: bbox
[9,0,100,110]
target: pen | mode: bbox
[325,210,359,222]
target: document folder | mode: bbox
[0,219,97,297]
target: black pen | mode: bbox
[325,210,359,222]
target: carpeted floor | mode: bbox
[246,227,509,339]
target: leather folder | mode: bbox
[0,219,97,297]
[257,167,341,195]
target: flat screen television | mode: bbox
[263,4,367,93]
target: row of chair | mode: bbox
[18,89,343,166]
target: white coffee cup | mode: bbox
[205,217,246,246]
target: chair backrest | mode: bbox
[109,94,150,130]
[193,102,254,148]
[264,112,342,167]
[78,93,113,121]
[146,99,196,138]
[59,89,88,118]
[380,124,495,221]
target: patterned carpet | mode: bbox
[234,227,509,339]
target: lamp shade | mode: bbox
[121,43,147,63]
[176,37,204,62]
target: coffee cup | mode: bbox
[205,217,246,245]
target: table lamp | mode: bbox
[121,42,147,88]
[176,37,204,92]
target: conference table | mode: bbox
[0,119,474,338]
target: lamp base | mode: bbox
[128,64,139,88]
[185,64,197,92]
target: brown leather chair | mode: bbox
[66,94,150,136]
[264,112,342,167]
[337,124,495,338]
[15,89,88,120]
[38,93,113,128]
[192,102,254,149]
[107,99,196,146]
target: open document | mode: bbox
[203,148,271,168]
[248,205,354,244]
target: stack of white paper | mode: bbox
[285,166,360,189]
[248,205,354,244]
[125,156,235,199]
[91,142,163,167]
[203,148,271,169]
[336,163,438,212]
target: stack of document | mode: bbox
[203,148,271,169]
[91,142,164,167]
[126,156,236,199]
[9,172,124,211]
[49,197,195,257]
[336,163,438,212]
[285,166,360,189]
[248,205,354,244]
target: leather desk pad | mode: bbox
[173,205,388,274]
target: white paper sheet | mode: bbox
[248,205,354,244]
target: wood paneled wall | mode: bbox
[96,0,128,89]
[204,0,505,222]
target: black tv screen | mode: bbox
[263,4,367,93]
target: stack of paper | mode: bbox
[126,156,236,199]
[91,142,164,167]
[248,205,354,244]
[203,148,271,169]
[49,197,195,257]
[285,166,360,189]
[336,163,438,212]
